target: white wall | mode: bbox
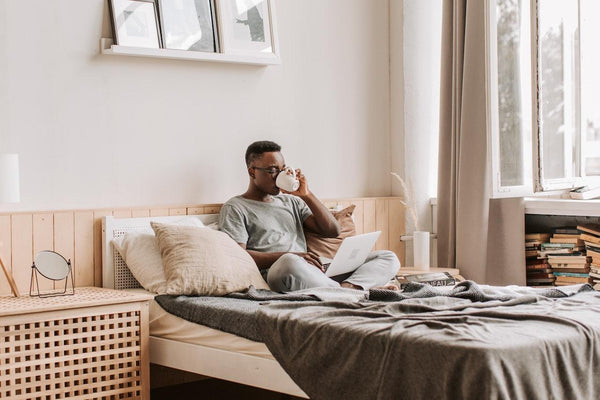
[0,0,391,212]
[390,0,443,266]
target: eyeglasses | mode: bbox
[251,166,284,176]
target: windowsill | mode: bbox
[524,197,600,216]
[99,38,281,66]
[431,196,599,216]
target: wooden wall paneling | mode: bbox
[337,201,352,210]
[323,201,337,209]
[150,208,170,217]
[132,209,151,218]
[375,199,389,250]
[352,200,365,234]
[169,208,187,216]
[187,207,205,215]
[0,215,13,295]
[0,197,404,293]
[113,209,133,218]
[203,206,222,214]
[74,211,94,287]
[363,200,376,236]
[93,210,113,287]
[387,199,406,268]
[53,212,75,286]
[11,214,33,294]
[32,213,55,292]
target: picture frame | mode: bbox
[158,0,219,53]
[108,0,161,48]
[216,0,277,56]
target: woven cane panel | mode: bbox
[112,228,144,291]
[0,309,142,399]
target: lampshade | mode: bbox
[0,154,20,203]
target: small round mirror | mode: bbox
[34,251,71,280]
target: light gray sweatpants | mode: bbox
[264,250,400,293]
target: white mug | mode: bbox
[276,167,300,192]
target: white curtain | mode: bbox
[437,0,525,285]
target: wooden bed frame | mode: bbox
[102,213,309,397]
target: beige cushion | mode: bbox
[151,222,269,295]
[305,205,357,258]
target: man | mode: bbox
[218,140,399,292]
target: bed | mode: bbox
[102,214,600,400]
[102,213,309,398]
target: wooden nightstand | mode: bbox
[0,287,153,399]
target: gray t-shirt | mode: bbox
[218,195,312,253]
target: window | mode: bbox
[489,0,600,197]
[488,0,534,197]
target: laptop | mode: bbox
[320,231,381,277]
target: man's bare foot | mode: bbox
[340,282,363,290]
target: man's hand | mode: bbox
[280,168,309,197]
[293,251,325,272]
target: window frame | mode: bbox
[489,0,600,198]
[534,0,585,192]
[487,0,536,198]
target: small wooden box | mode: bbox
[0,287,153,399]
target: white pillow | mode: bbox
[111,217,205,294]
[112,233,166,293]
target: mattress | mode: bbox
[139,289,274,360]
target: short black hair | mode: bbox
[245,140,281,167]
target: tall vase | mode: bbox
[413,231,430,270]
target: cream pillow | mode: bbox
[151,222,269,295]
[112,233,167,294]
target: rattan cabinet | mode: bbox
[0,287,153,399]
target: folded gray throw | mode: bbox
[369,280,594,302]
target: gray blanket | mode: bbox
[156,282,600,400]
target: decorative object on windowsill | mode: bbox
[0,153,20,297]
[29,251,75,297]
[413,231,430,270]
[391,172,430,270]
[569,185,600,200]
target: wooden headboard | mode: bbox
[0,197,404,295]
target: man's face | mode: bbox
[249,151,286,195]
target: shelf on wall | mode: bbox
[99,38,281,66]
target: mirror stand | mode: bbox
[29,258,75,298]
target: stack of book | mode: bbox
[549,227,585,252]
[548,253,592,286]
[525,233,553,286]
[525,233,549,258]
[578,224,600,289]
[538,241,576,257]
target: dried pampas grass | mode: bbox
[391,172,419,232]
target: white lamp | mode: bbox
[0,153,20,203]
[0,153,21,296]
